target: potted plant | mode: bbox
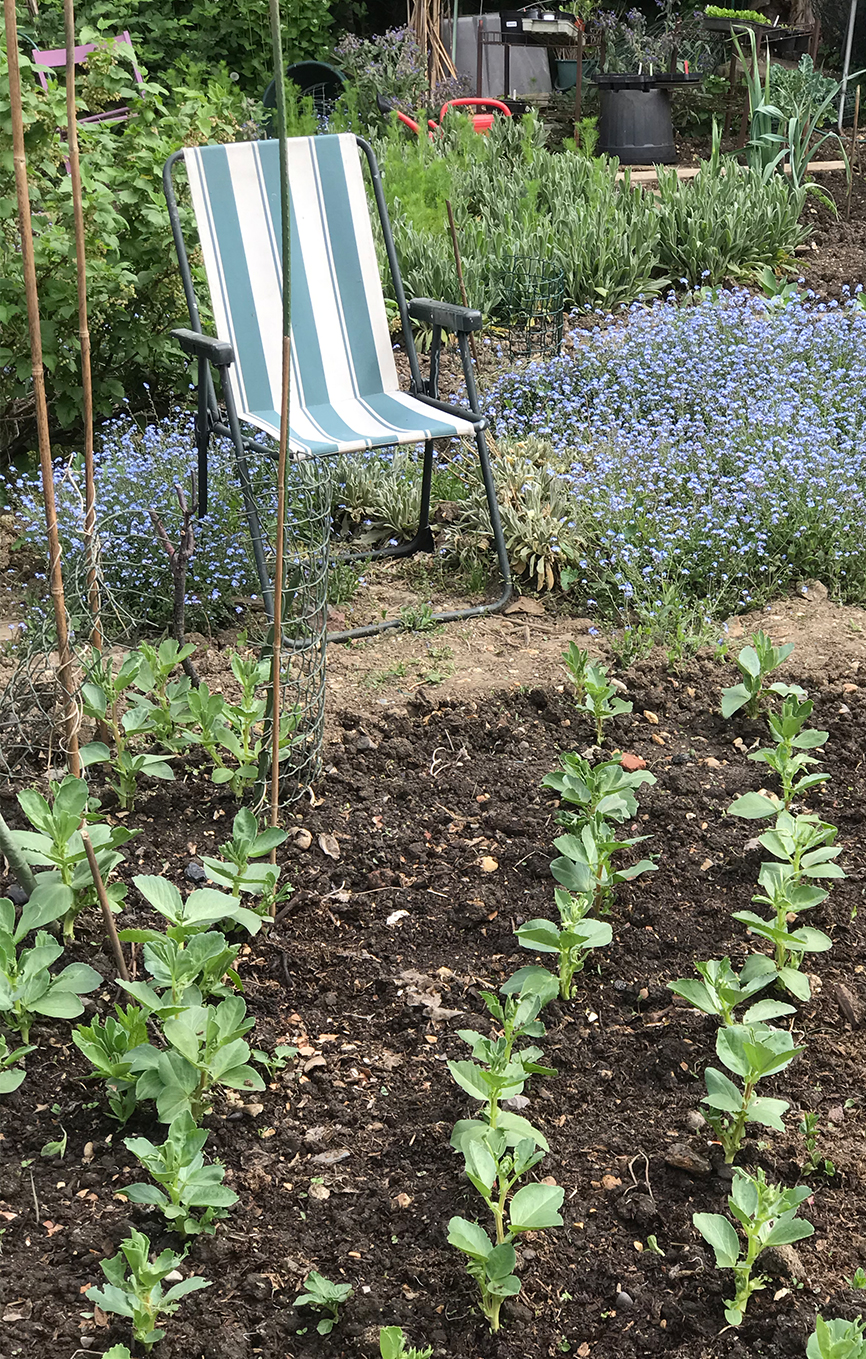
[591,5,700,162]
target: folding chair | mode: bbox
[162,133,512,641]
[32,30,145,125]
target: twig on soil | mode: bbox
[29,1169,40,1223]
[149,477,200,685]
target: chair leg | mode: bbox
[220,371,275,619]
[327,425,513,643]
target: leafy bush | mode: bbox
[655,162,807,284]
[27,0,331,92]
[0,47,258,455]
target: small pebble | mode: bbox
[6,883,29,906]
[685,1110,706,1132]
[184,862,208,884]
[291,828,313,850]
[616,1291,634,1310]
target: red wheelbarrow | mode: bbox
[376,93,513,136]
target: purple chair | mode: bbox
[32,29,144,124]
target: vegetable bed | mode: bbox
[1,652,865,1359]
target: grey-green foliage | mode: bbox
[543,750,656,828]
[748,695,829,808]
[512,888,613,1000]
[380,1324,433,1359]
[807,1316,866,1359]
[200,806,289,912]
[448,981,556,1133]
[372,111,809,319]
[721,630,798,718]
[86,1228,211,1350]
[701,1021,803,1163]
[731,811,841,1000]
[73,1004,148,1123]
[576,662,633,744]
[0,885,102,1043]
[293,1272,353,1335]
[655,160,807,286]
[123,1110,238,1236]
[550,819,657,913]
[693,1168,813,1325]
[120,873,266,944]
[769,55,840,124]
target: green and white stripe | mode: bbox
[184,134,476,457]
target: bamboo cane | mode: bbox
[4,0,81,778]
[64,0,101,648]
[267,0,292,883]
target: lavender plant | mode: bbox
[694,1168,813,1325]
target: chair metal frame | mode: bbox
[162,134,512,642]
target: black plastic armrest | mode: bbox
[171,328,234,367]
[408,298,482,333]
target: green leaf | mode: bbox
[447,1060,490,1101]
[746,1095,790,1130]
[721,682,751,717]
[728,791,781,819]
[764,1216,814,1248]
[515,919,562,953]
[692,1212,740,1268]
[509,1182,564,1232]
[447,1216,492,1260]
[703,1065,743,1112]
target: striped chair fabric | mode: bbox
[184,135,476,458]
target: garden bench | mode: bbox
[162,133,512,640]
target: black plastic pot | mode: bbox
[594,73,700,164]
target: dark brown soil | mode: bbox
[1,652,865,1359]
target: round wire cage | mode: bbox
[499,256,565,362]
[0,454,332,806]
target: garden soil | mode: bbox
[1,596,865,1359]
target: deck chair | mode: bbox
[162,134,512,641]
[33,30,144,125]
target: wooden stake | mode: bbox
[267,0,292,881]
[4,0,81,778]
[64,0,101,648]
[80,826,129,981]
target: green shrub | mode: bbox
[0,48,258,455]
[27,0,331,92]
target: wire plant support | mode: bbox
[500,256,565,362]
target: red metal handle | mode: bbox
[439,97,513,120]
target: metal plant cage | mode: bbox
[500,256,565,361]
[0,454,332,804]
